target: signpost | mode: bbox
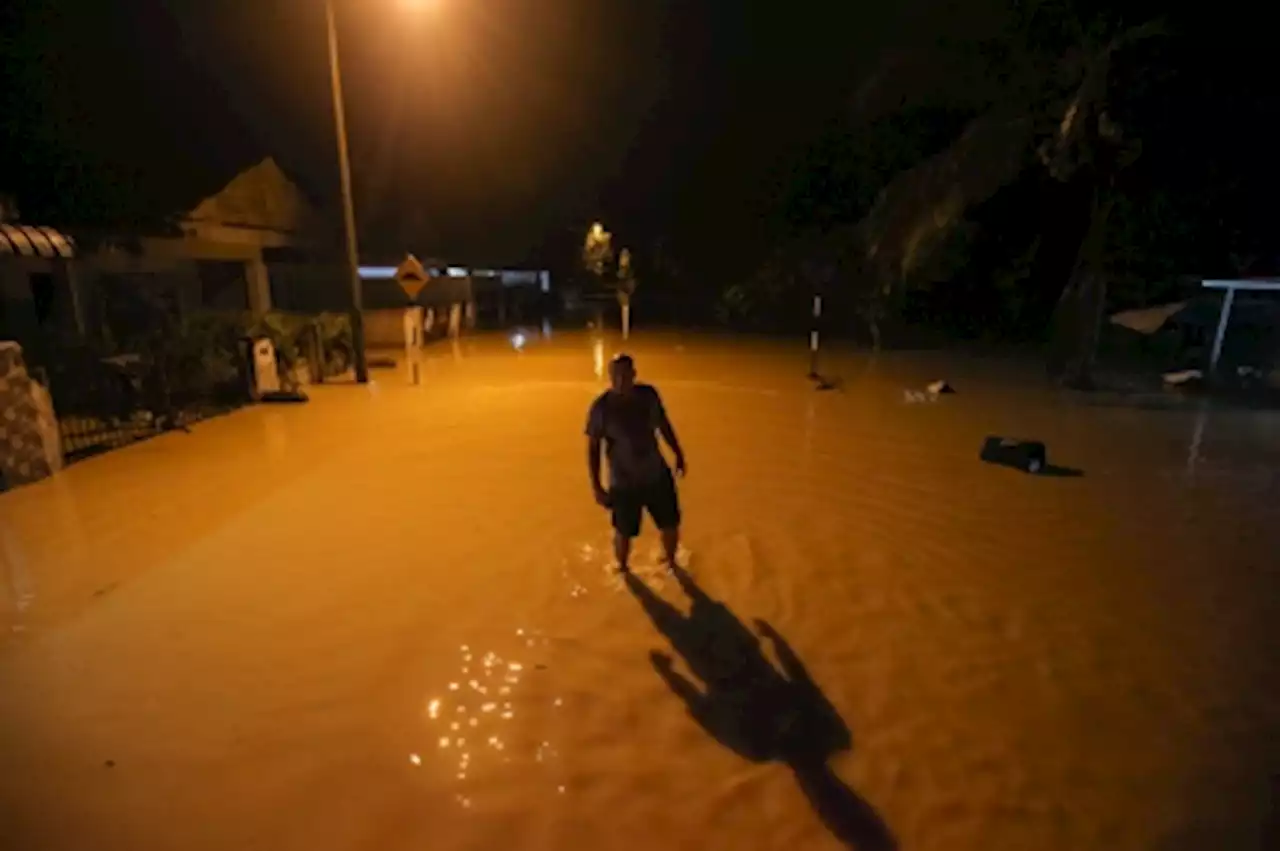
[395,254,429,301]
[396,255,429,385]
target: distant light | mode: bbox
[359,266,397,279]
[540,271,551,293]
[447,267,468,277]
[511,332,527,351]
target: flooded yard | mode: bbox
[2,330,1277,850]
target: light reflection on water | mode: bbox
[419,629,561,809]
[1,520,35,636]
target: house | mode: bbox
[2,158,333,351]
[0,222,83,346]
[94,157,328,317]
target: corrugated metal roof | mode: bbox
[0,224,76,259]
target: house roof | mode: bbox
[183,157,314,234]
[0,224,76,259]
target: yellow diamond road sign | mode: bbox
[395,254,429,300]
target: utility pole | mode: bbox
[325,0,369,383]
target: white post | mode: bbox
[1186,401,1209,480]
[622,303,631,340]
[808,294,823,378]
[403,306,423,386]
[448,303,462,339]
[1208,284,1236,376]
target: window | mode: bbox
[197,261,250,311]
[29,273,56,326]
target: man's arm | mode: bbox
[586,400,609,505]
[653,391,686,473]
[587,435,604,495]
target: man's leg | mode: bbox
[614,531,633,573]
[650,468,683,569]
[659,525,680,568]
[611,489,642,572]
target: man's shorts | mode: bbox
[611,467,681,538]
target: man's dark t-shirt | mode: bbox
[585,384,668,488]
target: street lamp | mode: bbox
[324,0,369,383]
[326,0,436,384]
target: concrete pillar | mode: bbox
[63,262,87,336]
[448,303,462,338]
[403,306,424,351]
[246,258,272,316]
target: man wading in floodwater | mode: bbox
[587,354,687,573]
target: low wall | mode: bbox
[363,305,464,347]
[0,342,62,491]
[363,309,413,347]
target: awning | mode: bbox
[0,224,76,259]
[1110,302,1187,335]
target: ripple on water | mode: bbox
[562,538,693,598]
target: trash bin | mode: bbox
[248,337,281,400]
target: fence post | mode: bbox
[807,293,823,379]
[311,320,325,385]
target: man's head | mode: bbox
[608,353,636,393]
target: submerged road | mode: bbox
[3,331,1278,850]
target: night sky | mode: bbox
[1,0,1272,277]
[0,2,977,259]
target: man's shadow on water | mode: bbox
[625,567,896,851]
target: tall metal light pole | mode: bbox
[325,0,369,384]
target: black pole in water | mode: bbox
[807,293,823,379]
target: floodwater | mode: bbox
[2,330,1278,850]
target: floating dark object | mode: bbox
[260,390,309,404]
[981,436,1047,474]
[904,381,955,403]
[808,372,842,391]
